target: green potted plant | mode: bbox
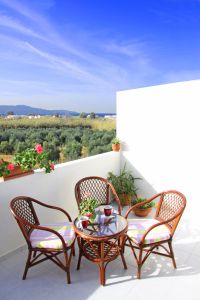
[79,194,98,221]
[0,159,15,178]
[14,144,54,174]
[111,137,121,152]
[1,144,55,181]
[132,197,154,217]
[107,165,139,206]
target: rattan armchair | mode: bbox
[10,196,75,284]
[123,190,186,279]
[75,176,122,215]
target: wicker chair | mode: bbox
[124,190,186,279]
[10,196,75,284]
[75,176,122,215]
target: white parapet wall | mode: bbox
[0,152,120,258]
[117,79,200,228]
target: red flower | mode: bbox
[84,212,93,218]
[35,144,43,154]
[50,164,55,170]
[7,163,15,171]
[0,159,3,164]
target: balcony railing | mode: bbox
[0,151,120,258]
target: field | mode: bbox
[0,116,115,131]
[0,116,116,163]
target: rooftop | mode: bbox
[1,81,200,299]
[1,207,199,300]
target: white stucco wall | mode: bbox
[0,152,120,257]
[117,80,200,228]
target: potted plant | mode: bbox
[107,165,139,206]
[132,197,154,217]
[14,144,54,173]
[0,159,15,178]
[0,144,55,181]
[79,193,98,221]
[111,137,121,152]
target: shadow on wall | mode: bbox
[120,153,158,198]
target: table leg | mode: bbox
[119,235,127,269]
[100,241,105,286]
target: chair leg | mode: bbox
[168,241,177,269]
[64,251,71,284]
[120,250,127,270]
[66,267,71,284]
[22,249,32,280]
[120,236,126,254]
[77,251,82,270]
[137,248,143,279]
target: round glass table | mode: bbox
[73,214,128,286]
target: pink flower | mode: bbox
[7,163,15,171]
[0,159,3,164]
[83,192,91,198]
[35,144,43,154]
[84,212,93,218]
[50,164,55,170]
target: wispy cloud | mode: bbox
[0,14,46,40]
[25,42,110,86]
[0,0,51,31]
[1,0,197,112]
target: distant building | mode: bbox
[6,115,22,119]
[104,115,116,119]
[28,115,41,119]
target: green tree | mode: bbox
[7,111,14,116]
[80,112,87,118]
[0,141,13,154]
[43,141,60,161]
[64,142,82,160]
[15,141,28,153]
[90,112,96,119]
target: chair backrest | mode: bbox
[155,190,186,235]
[10,196,39,243]
[75,176,116,209]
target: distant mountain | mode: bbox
[0,105,79,116]
[0,105,115,117]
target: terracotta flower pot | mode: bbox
[3,165,34,181]
[134,207,152,217]
[112,143,120,152]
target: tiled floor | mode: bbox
[1,213,200,300]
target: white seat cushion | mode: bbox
[127,218,171,244]
[30,221,75,249]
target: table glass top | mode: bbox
[74,212,127,238]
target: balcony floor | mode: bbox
[1,212,200,300]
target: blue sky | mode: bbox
[0,0,200,113]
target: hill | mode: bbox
[0,105,115,117]
[0,105,79,116]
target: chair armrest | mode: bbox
[125,193,162,218]
[30,198,72,221]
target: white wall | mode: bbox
[117,80,200,227]
[0,152,120,257]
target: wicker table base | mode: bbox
[77,237,127,285]
[74,215,128,286]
